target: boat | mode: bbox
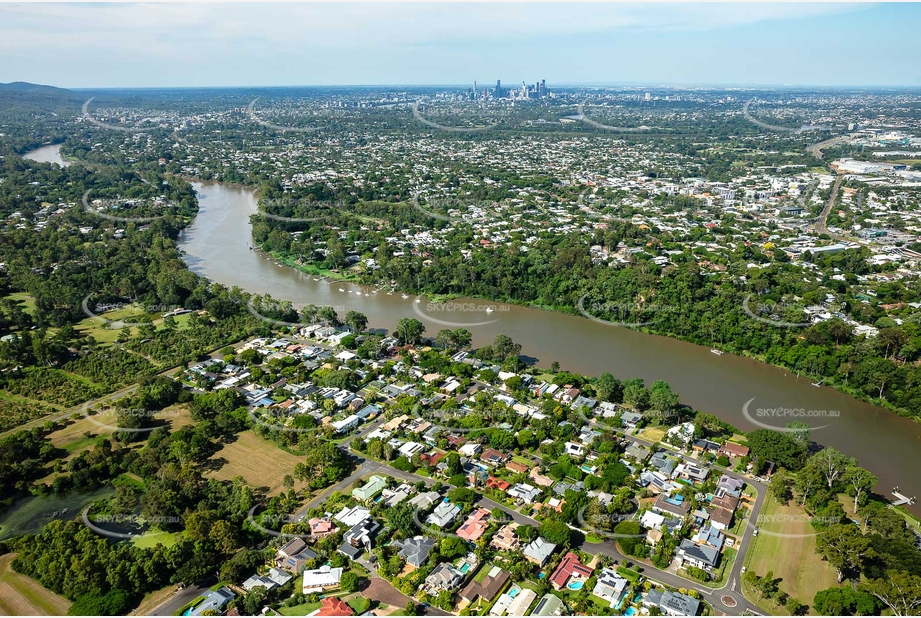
[485,307,494,313]
[414,299,421,303]
[338,288,345,292]
[402,294,409,299]
[812,380,824,388]
[710,349,724,356]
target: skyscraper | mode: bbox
[495,80,501,99]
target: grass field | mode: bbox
[206,430,305,494]
[636,426,666,442]
[743,495,838,611]
[132,585,178,617]
[0,554,72,616]
[278,601,321,615]
[5,292,37,316]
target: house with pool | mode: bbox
[549,551,593,591]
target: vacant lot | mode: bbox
[206,431,304,494]
[0,554,71,616]
[743,495,838,610]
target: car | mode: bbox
[741,566,747,574]
[753,528,758,536]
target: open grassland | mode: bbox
[206,430,304,494]
[743,495,839,612]
[0,554,72,616]
[132,585,179,617]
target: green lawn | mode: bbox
[743,495,838,610]
[131,530,182,549]
[6,292,37,315]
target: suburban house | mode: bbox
[392,536,437,568]
[717,474,745,495]
[480,448,509,466]
[678,538,720,570]
[531,593,567,616]
[423,563,464,594]
[505,460,529,475]
[592,568,628,607]
[490,586,537,616]
[302,565,344,593]
[315,597,354,617]
[190,587,235,616]
[706,505,734,530]
[523,537,557,566]
[677,462,710,484]
[275,537,319,573]
[644,588,701,616]
[334,505,371,527]
[620,411,644,429]
[307,517,337,540]
[456,508,491,541]
[719,442,750,459]
[427,500,462,528]
[460,566,510,604]
[508,483,541,504]
[653,493,692,518]
[490,524,519,551]
[339,518,381,559]
[352,475,387,502]
[549,552,593,591]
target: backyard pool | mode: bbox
[508,586,521,599]
[567,580,585,591]
[624,607,637,616]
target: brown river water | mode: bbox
[25,146,921,514]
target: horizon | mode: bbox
[2,3,920,89]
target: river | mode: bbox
[25,146,921,514]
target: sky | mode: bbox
[1,2,919,89]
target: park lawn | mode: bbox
[5,292,37,316]
[206,430,305,495]
[132,530,182,549]
[278,601,321,615]
[743,495,838,610]
[636,427,666,442]
[0,554,72,616]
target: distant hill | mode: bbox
[0,81,75,96]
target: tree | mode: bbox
[811,447,854,490]
[340,571,359,593]
[816,523,874,581]
[623,379,650,411]
[649,380,679,418]
[344,310,368,333]
[785,597,807,616]
[594,372,623,403]
[396,318,425,344]
[769,469,792,503]
[863,571,921,616]
[452,328,472,351]
[745,429,807,471]
[844,465,877,514]
[538,519,572,547]
[440,536,467,559]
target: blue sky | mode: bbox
[1,3,918,88]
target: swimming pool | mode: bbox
[567,580,585,591]
[624,607,637,616]
[459,562,471,574]
[508,586,521,599]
